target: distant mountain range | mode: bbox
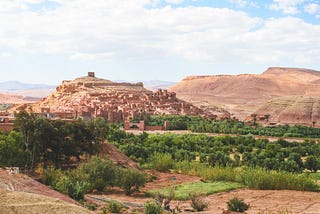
[0,81,56,92]
[0,81,56,99]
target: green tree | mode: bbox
[117,168,146,195]
[305,156,320,172]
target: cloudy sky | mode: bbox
[0,0,319,84]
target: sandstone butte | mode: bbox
[169,67,320,126]
[15,72,221,122]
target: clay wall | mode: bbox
[0,123,13,133]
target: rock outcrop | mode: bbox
[23,73,215,122]
[250,96,320,127]
[169,67,320,123]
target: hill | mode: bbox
[169,67,320,122]
[0,81,55,98]
[20,72,216,121]
[0,93,39,104]
[252,96,320,127]
[0,169,92,214]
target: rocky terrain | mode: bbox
[170,67,320,125]
[252,96,320,127]
[18,72,217,122]
[0,169,92,214]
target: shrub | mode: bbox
[43,167,64,187]
[85,203,97,211]
[149,152,174,172]
[77,157,116,191]
[227,197,250,212]
[117,168,146,195]
[152,187,175,210]
[55,176,90,201]
[144,200,162,214]
[105,200,123,213]
[189,192,208,212]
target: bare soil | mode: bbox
[0,169,93,213]
[0,189,93,214]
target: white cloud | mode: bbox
[0,0,43,12]
[71,52,115,60]
[229,0,258,8]
[0,0,319,67]
[0,53,11,58]
[165,0,184,4]
[270,0,308,14]
[304,3,320,14]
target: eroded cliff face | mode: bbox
[22,74,216,122]
[170,67,320,123]
[251,96,320,127]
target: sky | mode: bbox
[0,0,319,84]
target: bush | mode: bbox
[105,200,123,213]
[149,152,174,172]
[189,192,208,212]
[85,203,97,211]
[55,176,90,201]
[117,168,146,195]
[77,157,117,191]
[144,200,162,214]
[43,167,64,187]
[227,197,250,212]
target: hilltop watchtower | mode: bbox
[88,72,95,77]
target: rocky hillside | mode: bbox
[22,72,217,121]
[170,67,320,122]
[252,96,320,127]
[0,169,92,214]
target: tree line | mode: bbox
[133,115,320,138]
[109,132,320,173]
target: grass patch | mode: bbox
[173,161,320,192]
[239,168,319,191]
[146,181,243,200]
[307,172,320,180]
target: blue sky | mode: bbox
[0,0,319,84]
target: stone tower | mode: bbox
[88,72,95,77]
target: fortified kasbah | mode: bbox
[13,72,219,123]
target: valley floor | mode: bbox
[87,171,320,213]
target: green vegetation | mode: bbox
[104,200,124,214]
[133,115,320,138]
[147,181,242,200]
[117,168,146,195]
[148,152,174,172]
[0,110,108,169]
[110,132,320,173]
[43,157,146,200]
[173,163,319,191]
[144,200,163,214]
[227,197,250,212]
[0,112,319,206]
